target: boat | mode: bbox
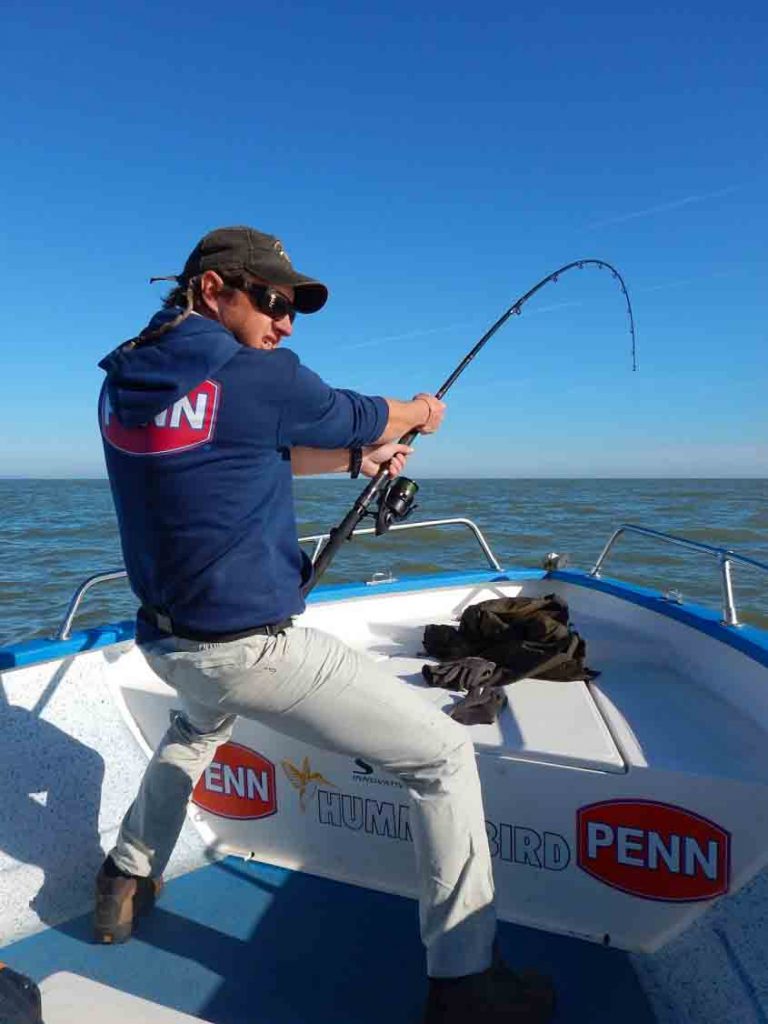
[1,516,767,1023]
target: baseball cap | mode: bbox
[178,226,328,314]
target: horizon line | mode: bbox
[2,475,765,483]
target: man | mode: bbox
[96,226,554,1023]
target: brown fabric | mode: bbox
[422,656,509,691]
[449,683,508,726]
[423,594,597,687]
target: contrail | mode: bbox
[333,260,756,357]
[587,184,741,229]
[333,321,476,353]
[333,298,593,353]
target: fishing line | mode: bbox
[306,259,637,592]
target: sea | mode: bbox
[0,478,766,647]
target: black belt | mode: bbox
[139,606,293,643]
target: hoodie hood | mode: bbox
[98,309,241,427]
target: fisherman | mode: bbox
[95,225,554,1024]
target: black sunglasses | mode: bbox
[239,281,296,323]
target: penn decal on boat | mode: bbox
[192,742,277,820]
[577,799,731,902]
[101,379,220,455]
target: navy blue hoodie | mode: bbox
[98,309,388,637]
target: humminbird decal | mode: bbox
[101,379,220,455]
[317,789,570,871]
[486,820,570,871]
[192,742,276,820]
[577,800,731,901]
[282,757,335,812]
[318,789,412,841]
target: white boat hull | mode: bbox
[3,566,768,1022]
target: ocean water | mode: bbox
[0,478,766,647]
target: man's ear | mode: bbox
[198,270,225,315]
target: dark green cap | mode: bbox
[179,225,328,314]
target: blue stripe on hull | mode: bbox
[550,568,768,668]
[2,564,766,671]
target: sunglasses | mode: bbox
[240,281,296,323]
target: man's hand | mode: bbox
[361,442,414,479]
[413,393,446,434]
[375,393,447,444]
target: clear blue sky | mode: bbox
[1,0,765,477]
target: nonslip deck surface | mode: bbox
[2,857,656,1023]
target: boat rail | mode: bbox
[590,523,768,627]
[57,569,128,640]
[54,518,503,640]
[298,517,503,572]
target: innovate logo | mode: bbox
[101,380,220,455]
[577,800,731,902]
[193,742,277,821]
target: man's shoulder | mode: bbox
[221,346,302,393]
[228,346,301,371]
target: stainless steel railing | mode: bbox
[298,517,503,572]
[57,521,765,638]
[54,518,503,639]
[56,569,128,640]
[589,523,768,627]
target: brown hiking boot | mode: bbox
[93,860,163,944]
[423,961,555,1023]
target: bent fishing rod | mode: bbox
[305,259,637,594]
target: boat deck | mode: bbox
[2,856,655,1023]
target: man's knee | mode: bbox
[395,719,477,789]
[430,706,477,760]
[168,709,234,745]
[441,727,478,776]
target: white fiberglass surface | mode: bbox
[0,648,208,945]
[299,579,768,784]
[299,583,625,773]
[39,973,212,1024]
[533,580,768,785]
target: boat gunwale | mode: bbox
[2,565,767,673]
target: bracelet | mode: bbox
[348,447,363,479]
[417,396,432,427]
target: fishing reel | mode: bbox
[374,477,419,536]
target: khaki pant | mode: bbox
[111,625,497,977]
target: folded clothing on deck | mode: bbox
[423,594,597,686]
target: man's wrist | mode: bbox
[415,396,432,427]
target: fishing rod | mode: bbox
[305,259,637,594]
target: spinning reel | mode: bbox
[373,477,419,536]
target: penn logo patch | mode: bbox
[577,799,730,902]
[101,380,220,455]
[192,743,277,821]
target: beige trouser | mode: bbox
[111,625,497,977]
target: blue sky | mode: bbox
[1,0,765,478]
